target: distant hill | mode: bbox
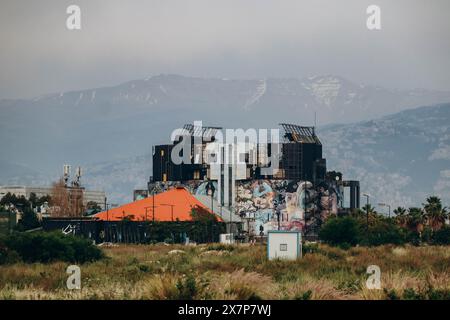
[82,103,450,207]
[319,103,450,208]
[1,75,449,206]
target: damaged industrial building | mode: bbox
[148,123,360,240]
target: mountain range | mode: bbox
[1,74,449,207]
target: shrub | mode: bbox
[302,243,321,254]
[433,227,450,245]
[405,230,421,246]
[362,221,407,246]
[402,288,424,300]
[0,240,20,264]
[294,290,312,300]
[190,205,218,222]
[175,275,198,300]
[3,231,104,263]
[205,243,235,252]
[319,217,360,247]
[384,288,400,300]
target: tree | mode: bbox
[16,207,40,231]
[394,207,408,228]
[318,216,360,247]
[407,207,426,234]
[1,193,40,231]
[28,192,38,208]
[423,196,448,232]
[49,178,84,217]
[0,193,30,209]
[50,178,71,217]
[361,204,381,225]
[190,205,218,223]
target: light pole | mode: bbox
[106,203,110,222]
[160,203,175,221]
[152,189,155,222]
[363,193,370,232]
[144,206,153,222]
[378,203,391,218]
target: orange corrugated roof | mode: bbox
[95,187,221,222]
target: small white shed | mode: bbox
[267,231,302,260]
[220,233,234,244]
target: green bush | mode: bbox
[405,230,421,246]
[320,216,410,247]
[3,231,104,264]
[175,275,198,300]
[319,216,360,247]
[0,241,20,264]
[433,227,450,245]
[363,221,407,246]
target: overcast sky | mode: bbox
[1,0,449,99]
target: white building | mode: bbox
[0,185,106,207]
[267,231,302,260]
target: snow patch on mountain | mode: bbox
[310,76,342,106]
[243,79,267,110]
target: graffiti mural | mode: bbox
[233,179,343,235]
[148,178,343,236]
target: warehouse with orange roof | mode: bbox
[95,187,222,222]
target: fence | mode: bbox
[42,218,226,244]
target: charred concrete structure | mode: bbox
[152,123,327,184]
[152,124,220,182]
[149,123,360,237]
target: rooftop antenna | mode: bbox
[63,164,71,187]
[74,166,82,187]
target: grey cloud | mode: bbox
[0,0,449,99]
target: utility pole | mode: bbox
[363,193,370,233]
[378,203,391,218]
[160,203,175,221]
[152,189,155,222]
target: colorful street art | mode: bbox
[148,178,343,236]
[234,179,343,236]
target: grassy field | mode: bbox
[0,243,449,300]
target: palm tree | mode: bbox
[362,204,377,215]
[361,204,380,225]
[423,196,448,232]
[394,207,408,228]
[407,207,426,234]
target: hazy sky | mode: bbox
[1,0,450,99]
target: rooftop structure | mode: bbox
[95,187,220,222]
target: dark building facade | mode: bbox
[148,123,360,238]
[148,123,360,237]
[151,123,329,185]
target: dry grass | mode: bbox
[1,243,449,300]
